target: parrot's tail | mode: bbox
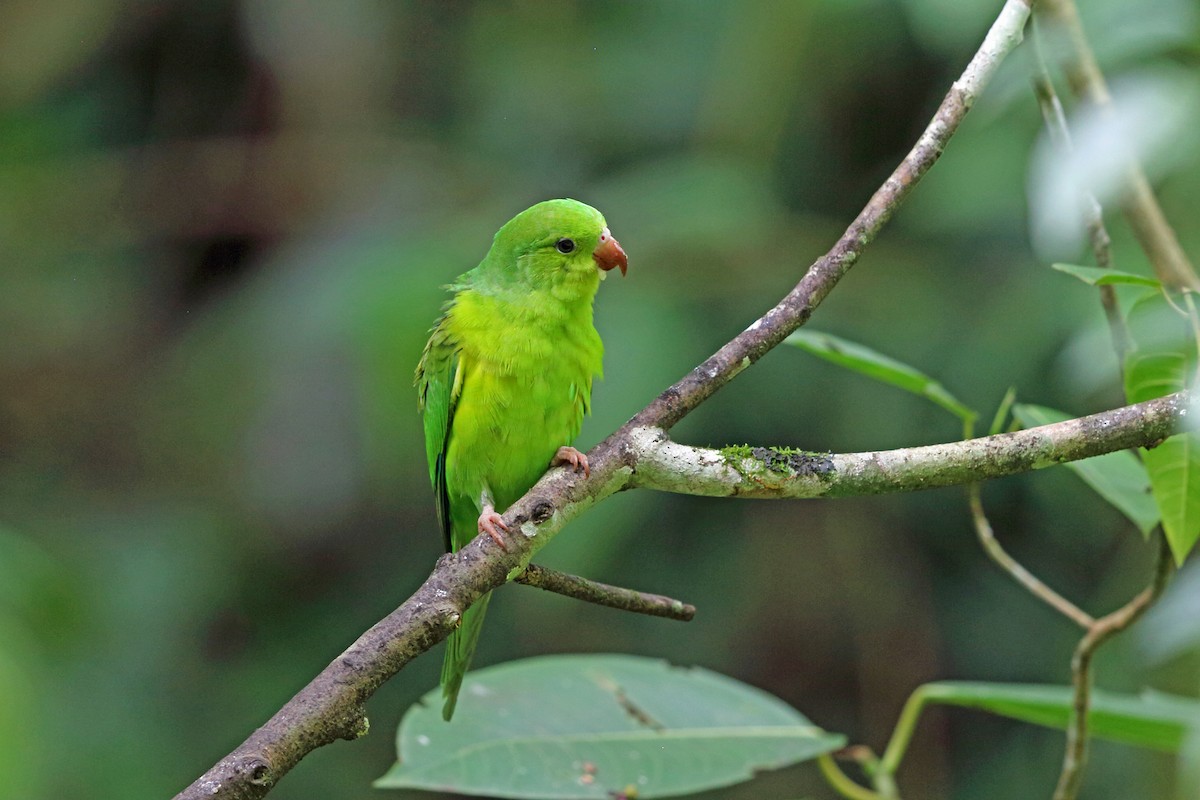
[440,590,493,720]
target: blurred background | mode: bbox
[3,0,1200,798]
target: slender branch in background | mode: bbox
[1030,22,1129,366]
[968,484,1095,628]
[1037,0,1200,291]
[1052,535,1174,800]
[1032,4,1191,794]
[514,564,696,621]
[172,4,1042,798]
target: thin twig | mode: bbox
[1038,0,1200,291]
[968,484,1095,628]
[1030,22,1129,366]
[1052,534,1173,800]
[514,564,696,621]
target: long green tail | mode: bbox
[440,591,492,720]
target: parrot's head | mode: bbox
[487,198,627,304]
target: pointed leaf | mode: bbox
[786,331,976,425]
[919,681,1200,752]
[1140,427,1200,564]
[1052,263,1161,288]
[1012,404,1158,535]
[377,655,844,799]
[1124,293,1200,563]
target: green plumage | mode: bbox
[415,199,615,720]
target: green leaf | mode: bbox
[786,330,976,425]
[1012,404,1158,535]
[1051,263,1162,288]
[376,654,844,799]
[1124,293,1200,563]
[919,681,1200,752]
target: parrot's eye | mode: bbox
[555,238,576,254]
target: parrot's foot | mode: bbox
[553,446,590,477]
[478,506,509,548]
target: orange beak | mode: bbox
[592,227,628,276]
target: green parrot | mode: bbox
[415,198,628,720]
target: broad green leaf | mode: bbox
[376,654,844,799]
[1012,404,1158,535]
[786,330,976,425]
[1051,263,1162,288]
[919,681,1200,752]
[1124,293,1200,563]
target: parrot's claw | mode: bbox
[553,446,590,477]
[478,507,509,548]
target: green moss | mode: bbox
[719,444,756,463]
[719,444,836,480]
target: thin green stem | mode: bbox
[988,387,1018,437]
[817,753,887,800]
[1184,294,1200,376]
[877,686,930,778]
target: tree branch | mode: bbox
[174,4,1043,798]
[514,564,696,621]
[629,393,1185,499]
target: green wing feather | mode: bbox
[415,314,459,552]
[416,310,493,719]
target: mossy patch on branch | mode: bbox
[719,444,836,481]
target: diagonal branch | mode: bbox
[173,3,1039,798]
[628,0,1032,432]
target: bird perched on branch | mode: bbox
[415,198,628,719]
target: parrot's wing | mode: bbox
[416,316,463,552]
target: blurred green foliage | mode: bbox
[1,1,1198,798]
